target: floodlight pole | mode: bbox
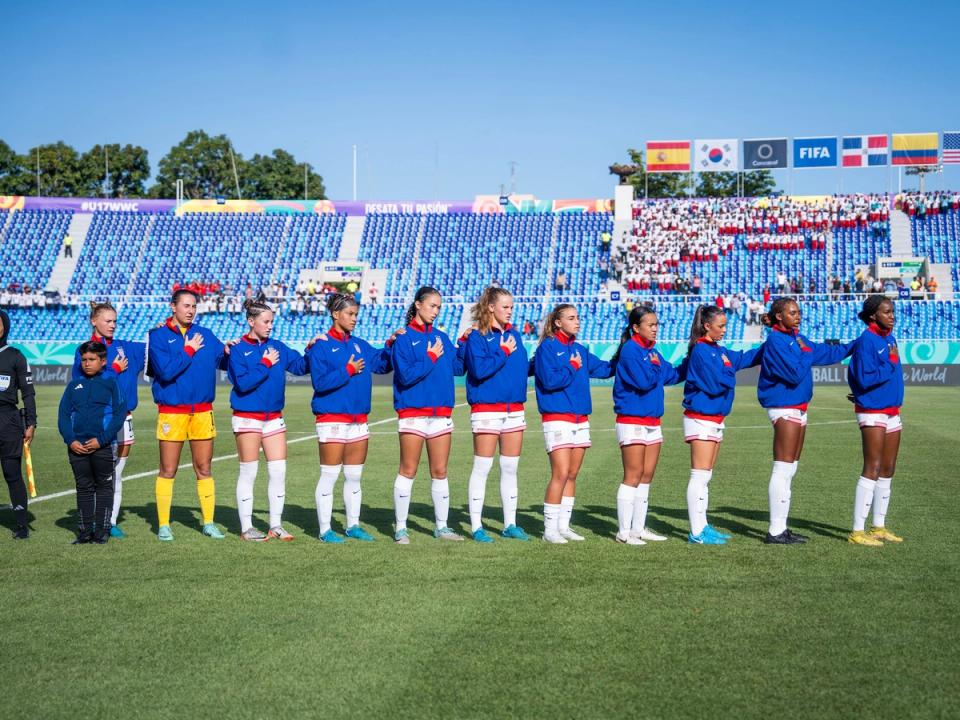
[304,163,308,201]
[104,145,110,198]
[230,147,242,199]
[352,144,358,201]
[36,148,40,196]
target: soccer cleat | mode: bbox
[688,530,726,545]
[472,527,495,543]
[240,528,268,542]
[72,530,94,545]
[615,532,646,546]
[109,525,126,539]
[848,530,883,547]
[345,525,375,541]
[267,526,295,542]
[559,528,585,541]
[764,530,805,545]
[92,531,110,545]
[632,527,668,542]
[11,525,29,540]
[501,524,530,541]
[202,523,225,539]
[394,528,411,545]
[434,526,464,541]
[703,524,732,540]
[869,527,903,543]
[543,531,568,544]
[319,529,346,544]
[157,525,174,542]
[784,529,808,543]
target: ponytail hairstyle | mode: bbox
[89,300,116,321]
[471,286,512,334]
[612,304,657,364]
[687,304,724,355]
[858,294,892,324]
[171,288,198,305]
[759,296,797,328]
[405,286,441,326]
[243,299,273,320]
[327,292,360,317]
[539,303,575,344]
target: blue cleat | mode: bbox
[501,524,530,541]
[472,527,495,543]
[319,529,346,544]
[157,525,174,542]
[345,525,375,542]
[688,530,726,545]
[202,523,225,539]
[394,528,410,545]
[704,524,732,540]
[109,525,126,539]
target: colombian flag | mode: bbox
[891,133,938,166]
[646,140,691,172]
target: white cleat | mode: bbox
[616,532,646,546]
[560,528,585,541]
[632,527,668,542]
[543,531,569,544]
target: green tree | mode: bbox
[0,139,31,195]
[695,170,776,197]
[17,142,83,196]
[78,144,151,197]
[150,130,240,199]
[242,149,326,199]
[624,148,694,198]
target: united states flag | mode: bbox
[943,131,960,164]
[842,135,888,167]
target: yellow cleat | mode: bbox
[848,530,883,547]
[869,527,903,543]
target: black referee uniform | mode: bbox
[0,310,37,539]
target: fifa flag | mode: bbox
[892,133,938,166]
[646,140,691,173]
[694,139,739,172]
[793,137,838,168]
[842,135,888,167]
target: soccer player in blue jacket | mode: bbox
[757,297,852,544]
[228,301,309,542]
[390,286,467,544]
[611,305,686,545]
[463,287,531,543]
[846,295,905,546]
[682,305,762,545]
[534,304,615,543]
[59,341,125,544]
[72,301,146,538]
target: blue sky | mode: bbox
[6,0,959,199]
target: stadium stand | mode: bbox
[0,209,73,291]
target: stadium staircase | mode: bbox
[268,216,293,285]
[47,212,92,293]
[544,214,560,304]
[890,209,913,255]
[406,216,427,299]
[125,214,157,296]
[0,209,14,239]
[929,264,955,296]
[338,215,365,261]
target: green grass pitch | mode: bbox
[2,384,958,719]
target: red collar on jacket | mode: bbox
[241,333,264,345]
[555,330,575,345]
[697,336,718,345]
[868,322,892,337]
[408,319,432,333]
[773,324,798,336]
[492,322,513,333]
[165,317,190,334]
[632,333,655,349]
[90,332,112,346]
[328,327,349,341]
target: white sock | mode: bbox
[872,476,892,528]
[266,459,286,528]
[468,456,494,532]
[342,464,363,528]
[686,469,712,536]
[632,483,651,533]
[431,477,450,530]
[558,495,575,533]
[544,502,561,536]
[853,476,877,532]
[394,474,414,530]
[768,461,793,536]
[790,460,799,479]
[110,455,128,526]
[616,484,637,536]
[315,464,341,534]
[236,460,259,532]
[499,455,520,528]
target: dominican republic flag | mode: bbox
[842,135,888,167]
[943,131,960,164]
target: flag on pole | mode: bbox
[891,132,938,166]
[842,135,888,167]
[24,442,36,498]
[943,131,960,164]
[694,139,739,172]
[646,140,691,173]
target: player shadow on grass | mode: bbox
[579,504,686,539]
[280,501,472,541]
[716,506,849,541]
[122,503,227,536]
[0,508,36,532]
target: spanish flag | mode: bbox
[646,140,691,172]
[891,132,938,166]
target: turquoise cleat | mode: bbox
[202,523,225,539]
[319,529,346,544]
[345,525,375,542]
[472,527,495,543]
[688,530,726,545]
[157,525,174,542]
[394,528,410,545]
[704,524,732,540]
[501,524,530,541]
[109,525,126,539]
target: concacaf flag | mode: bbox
[646,140,691,173]
[842,135,888,167]
[891,132,938,166]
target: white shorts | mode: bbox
[856,412,902,434]
[683,416,725,443]
[398,416,453,439]
[616,422,663,447]
[542,420,591,453]
[767,408,808,427]
[470,411,526,435]
[119,413,135,446]
[232,414,287,437]
[315,421,370,444]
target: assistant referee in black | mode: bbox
[0,310,37,539]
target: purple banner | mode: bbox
[19,197,176,213]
